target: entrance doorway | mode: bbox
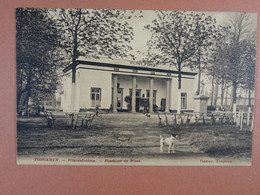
[129,89,142,112]
[161,98,166,111]
[117,88,123,109]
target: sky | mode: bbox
[124,9,257,99]
[128,10,257,61]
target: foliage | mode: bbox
[16,8,62,110]
[139,98,149,113]
[124,96,132,112]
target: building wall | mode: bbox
[181,77,196,111]
[61,62,196,112]
[170,76,195,111]
[60,73,72,112]
[78,68,112,110]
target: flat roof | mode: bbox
[63,58,197,76]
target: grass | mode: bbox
[17,112,252,161]
[173,124,252,160]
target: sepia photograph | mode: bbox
[16,8,257,166]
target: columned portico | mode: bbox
[112,74,118,113]
[131,76,136,113]
[62,58,197,113]
[149,77,154,113]
[165,78,171,112]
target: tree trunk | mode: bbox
[213,78,219,108]
[178,71,181,89]
[69,11,82,112]
[195,66,201,95]
[23,90,30,108]
[178,63,182,89]
[220,79,225,106]
[195,50,201,95]
[177,88,181,114]
[71,10,82,84]
[17,90,22,112]
[225,85,229,106]
[211,76,215,106]
[232,81,237,105]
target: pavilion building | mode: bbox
[60,57,197,113]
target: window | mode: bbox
[91,88,101,107]
[129,89,141,98]
[181,93,187,109]
[146,90,157,105]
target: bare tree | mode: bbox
[241,32,256,107]
[56,8,138,82]
[145,11,218,90]
[55,8,141,110]
[223,13,256,105]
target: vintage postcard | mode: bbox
[16,8,257,166]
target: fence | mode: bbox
[235,108,254,131]
[157,107,254,131]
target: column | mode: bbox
[165,79,170,113]
[112,74,118,113]
[132,76,136,113]
[149,77,154,113]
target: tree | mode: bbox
[16,8,61,112]
[55,8,140,111]
[145,11,218,90]
[191,13,220,95]
[206,29,230,107]
[241,35,256,107]
[223,13,256,105]
[206,13,256,109]
[55,8,139,80]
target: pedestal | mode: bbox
[194,95,209,114]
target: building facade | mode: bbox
[61,58,197,113]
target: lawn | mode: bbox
[17,112,252,165]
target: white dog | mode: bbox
[160,134,177,153]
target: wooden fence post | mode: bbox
[240,110,243,130]
[251,113,254,131]
[157,112,162,125]
[247,107,251,126]
[164,113,168,126]
[236,111,240,127]
[233,103,237,125]
[174,114,177,125]
[202,114,206,125]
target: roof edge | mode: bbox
[63,59,197,76]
